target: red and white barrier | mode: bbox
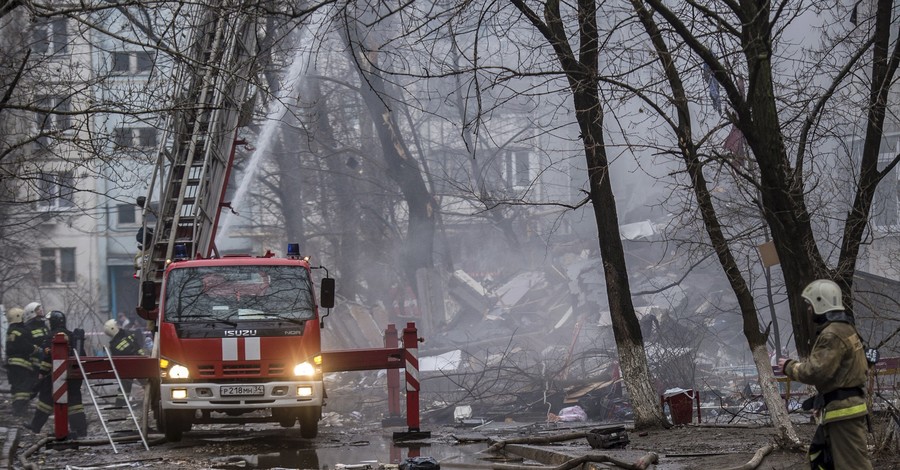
[51,334,69,439]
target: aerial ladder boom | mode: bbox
[137,3,259,318]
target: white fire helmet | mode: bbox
[801,279,845,315]
[5,307,25,324]
[24,302,43,318]
[104,319,120,337]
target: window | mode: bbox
[112,50,155,74]
[138,128,158,147]
[513,151,530,187]
[118,203,136,225]
[502,150,531,189]
[35,95,71,130]
[114,127,158,148]
[113,127,131,147]
[32,18,67,55]
[37,171,75,210]
[40,248,76,284]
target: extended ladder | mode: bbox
[75,348,150,452]
[137,1,260,314]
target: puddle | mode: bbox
[203,431,489,469]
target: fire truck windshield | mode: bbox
[164,265,315,323]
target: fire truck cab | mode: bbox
[149,245,335,441]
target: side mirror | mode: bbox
[319,278,335,309]
[140,280,157,311]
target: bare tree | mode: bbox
[638,0,900,358]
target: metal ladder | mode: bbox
[137,2,260,302]
[74,348,150,452]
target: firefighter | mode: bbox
[23,302,49,372]
[29,310,88,438]
[104,318,147,406]
[777,279,871,470]
[4,307,37,417]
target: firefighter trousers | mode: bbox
[815,416,871,470]
[6,365,36,417]
[30,378,87,437]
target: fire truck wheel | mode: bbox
[161,409,192,442]
[159,410,179,442]
[273,408,297,428]
[299,407,320,439]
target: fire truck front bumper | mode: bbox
[160,380,324,409]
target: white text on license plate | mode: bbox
[220,385,264,396]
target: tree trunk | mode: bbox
[508,0,668,429]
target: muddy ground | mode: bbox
[4,398,900,470]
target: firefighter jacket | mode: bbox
[110,329,147,356]
[25,317,49,368]
[5,323,35,370]
[37,328,75,374]
[783,319,868,424]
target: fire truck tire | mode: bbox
[161,410,192,442]
[165,426,183,442]
[299,407,320,439]
[273,408,297,428]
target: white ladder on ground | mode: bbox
[74,348,150,452]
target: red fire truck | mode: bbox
[143,248,335,441]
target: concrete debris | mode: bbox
[449,270,494,314]
[419,350,462,372]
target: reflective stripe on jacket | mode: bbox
[111,330,146,356]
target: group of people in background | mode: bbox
[4,303,146,439]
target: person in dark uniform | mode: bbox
[104,318,147,406]
[23,302,48,373]
[778,279,872,470]
[28,310,88,438]
[4,307,38,417]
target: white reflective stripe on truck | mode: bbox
[222,338,238,361]
[222,337,261,361]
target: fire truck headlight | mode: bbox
[293,362,315,377]
[169,364,190,379]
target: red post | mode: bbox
[385,324,401,419]
[402,322,420,431]
[51,334,69,439]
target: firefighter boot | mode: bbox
[69,412,88,439]
[29,411,50,434]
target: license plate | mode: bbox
[220,385,265,396]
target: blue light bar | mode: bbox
[287,243,301,257]
[173,244,188,260]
